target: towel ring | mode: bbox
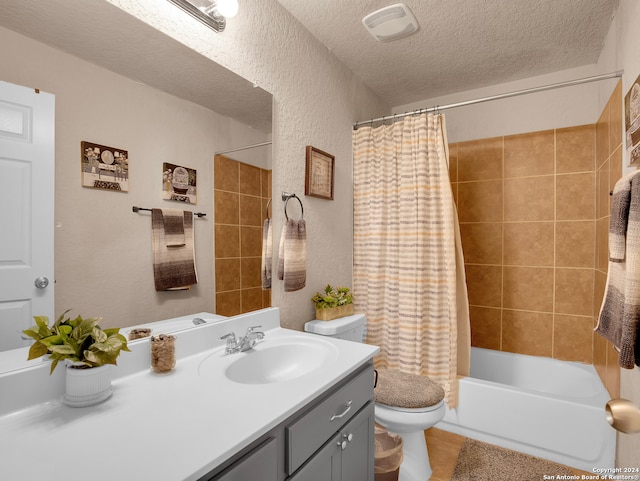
[283,193,304,221]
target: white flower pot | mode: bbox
[63,364,113,407]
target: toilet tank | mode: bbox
[304,313,367,343]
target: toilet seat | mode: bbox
[375,368,445,409]
[375,399,446,431]
[377,399,445,413]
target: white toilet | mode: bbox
[305,314,446,481]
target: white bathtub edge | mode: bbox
[437,416,616,473]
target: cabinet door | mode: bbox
[340,402,374,481]
[287,433,341,481]
[286,366,373,474]
[213,438,277,481]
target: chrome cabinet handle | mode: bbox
[337,440,347,450]
[343,433,353,442]
[330,400,353,422]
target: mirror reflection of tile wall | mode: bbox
[214,155,272,316]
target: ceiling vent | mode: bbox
[362,3,419,42]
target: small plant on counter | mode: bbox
[22,310,130,374]
[311,285,353,309]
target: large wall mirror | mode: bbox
[0,0,273,361]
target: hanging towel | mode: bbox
[277,219,306,292]
[261,218,273,289]
[596,170,640,368]
[151,209,198,291]
[162,208,186,247]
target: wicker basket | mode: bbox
[315,304,354,321]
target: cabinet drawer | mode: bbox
[286,364,374,474]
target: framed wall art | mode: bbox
[81,141,129,192]
[305,145,335,200]
[162,162,197,204]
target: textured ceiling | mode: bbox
[0,0,272,133]
[277,0,619,107]
[0,0,619,122]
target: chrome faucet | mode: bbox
[219,325,265,354]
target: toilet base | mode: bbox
[375,402,445,481]
[397,430,432,481]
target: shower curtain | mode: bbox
[352,113,470,407]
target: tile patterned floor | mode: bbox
[425,428,593,481]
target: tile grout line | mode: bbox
[552,129,557,359]
[500,136,505,352]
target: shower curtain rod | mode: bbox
[353,70,623,129]
[215,140,272,156]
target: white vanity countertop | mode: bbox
[0,308,378,481]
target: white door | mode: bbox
[0,81,55,351]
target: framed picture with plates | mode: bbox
[81,141,129,192]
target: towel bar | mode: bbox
[132,206,206,218]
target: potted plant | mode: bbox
[311,284,354,321]
[23,311,130,407]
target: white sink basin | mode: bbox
[201,337,340,384]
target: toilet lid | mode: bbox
[374,368,445,409]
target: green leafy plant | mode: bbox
[22,310,130,374]
[311,285,353,309]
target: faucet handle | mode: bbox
[246,325,265,339]
[220,332,239,354]
[220,332,237,344]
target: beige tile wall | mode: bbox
[593,81,623,398]
[451,80,623,398]
[451,125,597,364]
[214,155,271,316]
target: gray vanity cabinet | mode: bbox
[338,402,374,480]
[285,364,375,481]
[213,438,278,481]
[287,402,374,481]
[204,362,374,481]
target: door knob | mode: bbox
[34,277,49,288]
[606,399,640,434]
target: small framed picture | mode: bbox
[81,141,129,192]
[305,146,335,200]
[162,162,197,204]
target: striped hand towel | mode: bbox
[277,219,306,292]
[151,209,198,291]
[596,170,640,368]
[261,218,272,289]
[162,208,186,247]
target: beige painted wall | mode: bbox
[108,0,388,330]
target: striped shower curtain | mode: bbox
[352,113,469,407]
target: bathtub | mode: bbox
[438,347,616,472]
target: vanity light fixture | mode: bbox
[167,0,239,32]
